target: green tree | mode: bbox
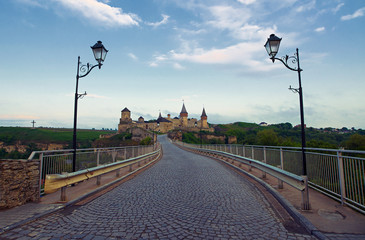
[345,134,365,150]
[307,139,337,149]
[182,132,200,144]
[257,129,279,146]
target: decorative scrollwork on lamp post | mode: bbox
[72,41,108,172]
[265,34,311,210]
[264,34,307,176]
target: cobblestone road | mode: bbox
[0,136,315,239]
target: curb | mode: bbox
[228,163,328,240]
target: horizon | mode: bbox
[0,115,362,131]
[1,1,364,130]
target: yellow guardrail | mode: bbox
[44,148,161,196]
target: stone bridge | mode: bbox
[0,135,365,239]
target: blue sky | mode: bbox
[0,0,364,130]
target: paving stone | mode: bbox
[0,136,316,239]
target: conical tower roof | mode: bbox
[180,103,188,114]
[121,107,130,112]
[201,107,207,117]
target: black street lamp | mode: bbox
[72,41,108,172]
[153,122,160,147]
[195,122,203,148]
[264,34,307,176]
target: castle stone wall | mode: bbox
[0,159,40,209]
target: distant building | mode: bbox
[118,103,214,134]
[259,122,268,127]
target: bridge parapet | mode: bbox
[44,144,162,201]
[28,144,160,197]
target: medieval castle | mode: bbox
[118,103,214,134]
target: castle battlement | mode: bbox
[118,104,214,134]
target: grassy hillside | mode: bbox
[0,127,115,146]
[213,122,365,149]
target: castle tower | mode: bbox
[200,107,209,129]
[180,103,188,127]
[120,107,132,123]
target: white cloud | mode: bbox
[53,0,140,27]
[149,62,158,67]
[296,0,316,12]
[16,0,48,8]
[149,54,168,67]
[314,26,325,32]
[128,53,138,60]
[207,5,251,31]
[170,41,273,72]
[165,22,279,71]
[237,0,256,5]
[173,63,185,70]
[341,7,365,21]
[332,3,344,14]
[146,14,170,27]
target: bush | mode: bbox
[140,137,152,145]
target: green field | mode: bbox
[0,127,116,146]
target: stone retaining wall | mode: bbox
[0,159,40,209]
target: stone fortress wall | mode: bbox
[118,103,214,134]
[0,159,40,209]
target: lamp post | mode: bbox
[153,122,160,148]
[264,34,307,176]
[72,41,108,172]
[195,122,203,148]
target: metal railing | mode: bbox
[178,142,365,214]
[28,144,159,196]
[45,145,162,201]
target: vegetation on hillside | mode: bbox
[0,127,157,159]
[182,122,365,151]
[92,132,138,148]
[0,127,114,145]
[0,127,116,159]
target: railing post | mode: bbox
[277,165,283,189]
[337,149,346,205]
[280,147,284,170]
[124,148,127,160]
[39,153,44,197]
[96,176,101,185]
[252,146,254,159]
[112,150,117,163]
[60,186,67,202]
[243,145,245,157]
[97,149,100,166]
[301,176,311,210]
[116,169,120,177]
[262,147,267,179]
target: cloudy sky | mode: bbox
[0,0,364,129]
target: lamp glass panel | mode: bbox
[92,48,102,63]
[101,48,108,61]
[269,40,281,57]
[264,40,271,56]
